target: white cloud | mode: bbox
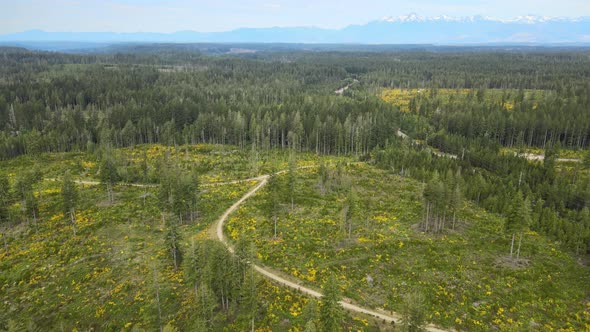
[264,3,281,9]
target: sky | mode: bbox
[1,0,590,34]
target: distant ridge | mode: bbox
[1,14,589,44]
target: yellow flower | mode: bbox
[95,307,105,318]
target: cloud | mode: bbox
[264,3,281,9]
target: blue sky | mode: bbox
[1,0,590,34]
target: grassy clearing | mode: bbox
[3,146,588,331]
[0,146,369,331]
[228,163,590,331]
[380,88,545,112]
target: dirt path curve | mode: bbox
[212,167,448,332]
[46,175,269,189]
[46,178,158,187]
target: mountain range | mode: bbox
[1,14,589,45]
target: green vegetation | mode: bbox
[1,47,589,331]
[0,146,377,331]
[226,162,589,331]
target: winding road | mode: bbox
[212,168,448,332]
[58,165,447,330]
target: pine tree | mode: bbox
[141,148,149,182]
[249,143,259,177]
[171,173,192,224]
[302,299,319,327]
[582,151,590,170]
[196,281,217,328]
[240,269,258,332]
[423,172,446,233]
[166,219,182,270]
[265,172,281,238]
[287,153,297,210]
[319,274,343,332]
[189,168,200,222]
[0,174,10,223]
[235,236,256,294]
[505,191,531,258]
[15,170,41,229]
[99,156,120,203]
[61,171,78,236]
[400,291,426,332]
[318,161,329,195]
[450,184,463,230]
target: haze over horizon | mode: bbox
[2,0,590,34]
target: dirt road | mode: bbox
[211,169,448,332]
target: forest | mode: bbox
[0,46,589,331]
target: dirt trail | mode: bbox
[335,79,359,95]
[46,178,158,187]
[396,130,580,163]
[517,152,580,162]
[46,175,269,189]
[211,168,448,332]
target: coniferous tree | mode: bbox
[319,274,343,332]
[0,174,10,223]
[318,161,329,195]
[240,269,258,332]
[265,172,281,238]
[14,170,41,228]
[188,168,200,222]
[287,153,297,210]
[61,170,78,236]
[505,191,531,258]
[99,156,120,204]
[166,219,182,270]
[249,143,259,177]
[582,151,590,170]
[302,299,319,329]
[196,281,217,328]
[400,291,426,332]
[450,184,463,230]
[235,236,255,278]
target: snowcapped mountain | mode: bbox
[381,13,473,23]
[380,14,589,24]
[1,14,589,45]
[347,14,590,44]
